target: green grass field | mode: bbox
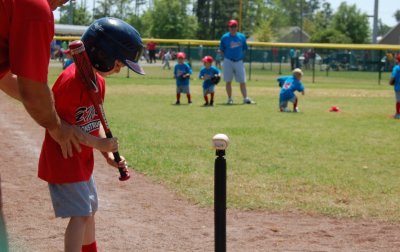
[49,62,400,222]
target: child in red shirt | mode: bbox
[38,17,145,252]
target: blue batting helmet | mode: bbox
[82,17,145,75]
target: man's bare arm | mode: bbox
[17,76,60,130]
[0,72,22,101]
[17,76,83,158]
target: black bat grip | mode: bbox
[105,132,130,181]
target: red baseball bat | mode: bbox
[69,40,130,181]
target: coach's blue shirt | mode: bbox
[278,76,304,101]
[391,65,400,92]
[219,32,248,61]
[199,66,220,89]
[174,63,192,86]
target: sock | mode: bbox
[176,93,181,102]
[187,94,192,103]
[293,98,298,110]
[210,92,214,102]
[396,102,400,114]
[204,95,209,103]
[82,241,97,252]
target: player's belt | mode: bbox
[227,58,242,62]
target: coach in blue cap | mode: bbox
[219,19,255,105]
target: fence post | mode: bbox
[312,49,316,83]
[378,50,382,85]
[249,46,253,81]
[279,55,284,75]
[188,43,192,68]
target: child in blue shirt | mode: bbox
[199,56,221,106]
[62,49,74,70]
[173,52,192,105]
[277,68,305,112]
[389,55,400,119]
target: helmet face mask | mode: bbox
[82,17,145,75]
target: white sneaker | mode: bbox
[243,97,255,104]
[281,107,290,112]
[293,107,299,112]
[227,97,234,105]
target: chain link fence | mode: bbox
[53,36,400,84]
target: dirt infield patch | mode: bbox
[1,92,400,251]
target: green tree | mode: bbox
[331,3,370,43]
[133,0,147,16]
[93,0,114,19]
[310,1,335,42]
[272,0,321,28]
[93,0,136,21]
[240,0,267,37]
[310,29,351,43]
[124,0,149,38]
[394,10,400,23]
[252,20,275,42]
[59,2,92,25]
[194,0,239,40]
[149,0,197,39]
[258,0,323,41]
[378,19,391,37]
[194,0,277,40]
[127,10,152,38]
[254,3,290,41]
[195,0,211,39]
[113,0,134,20]
[313,2,333,30]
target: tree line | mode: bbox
[58,0,400,43]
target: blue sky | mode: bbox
[328,0,398,27]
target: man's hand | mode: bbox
[105,154,128,171]
[84,133,119,153]
[48,120,84,158]
[0,71,22,101]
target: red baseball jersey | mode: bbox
[38,64,106,184]
[0,0,53,83]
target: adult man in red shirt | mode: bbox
[0,0,83,250]
[147,39,157,63]
[0,0,83,157]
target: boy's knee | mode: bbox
[73,216,91,223]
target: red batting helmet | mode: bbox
[202,56,213,63]
[177,52,186,59]
[228,19,238,27]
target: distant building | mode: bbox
[275,26,310,43]
[378,23,400,45]
[54,24,88,36]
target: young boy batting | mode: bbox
[38,17,145,252]
[173,52,192,105]
[199,56,221,106]
[277,68,305,112]
[389,54,400,119]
